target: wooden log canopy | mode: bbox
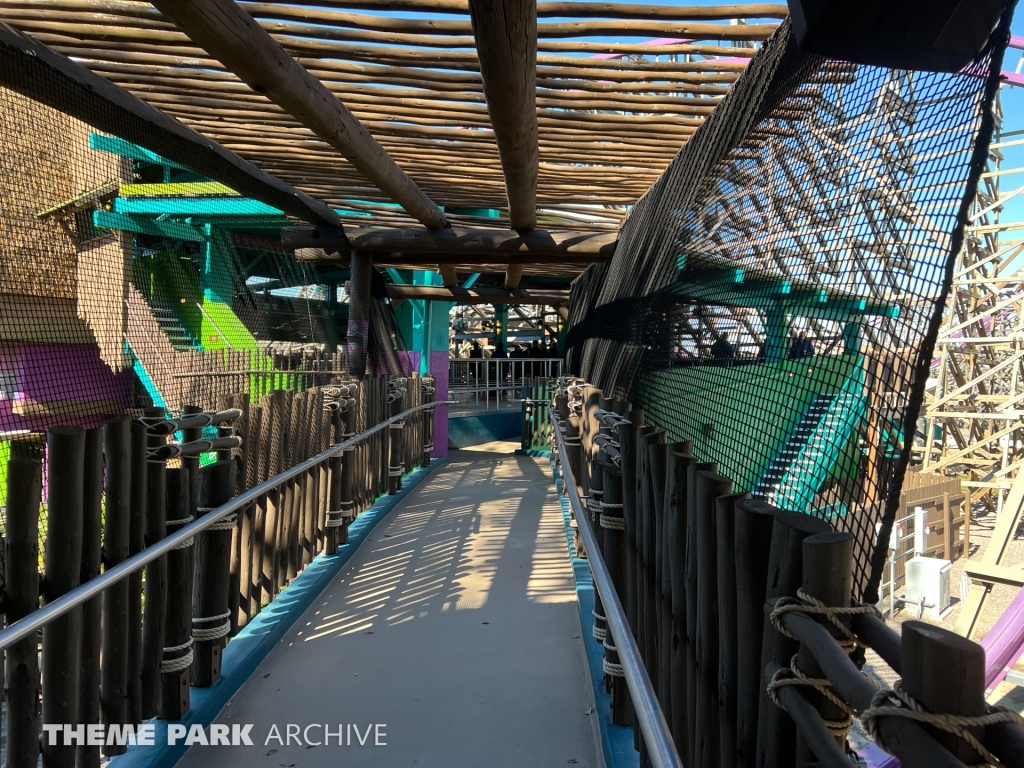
[0,21,341,229]
[0,3,784,231]
[149,0,448,230]
[285,225,617,257]
[385,284,569,305]
[466,0,539,289]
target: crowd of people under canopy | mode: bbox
[451,338,559,360]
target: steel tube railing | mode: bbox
[0,399,454,654]
[553,418,683,768]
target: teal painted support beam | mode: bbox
[93,209,205,241]
[89,134,188,170]
[764,301,788,364]
[462,272,481,289]
[843,323,862,355]
[114,197,285,217]
[202,224,235,305]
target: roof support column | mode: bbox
[347,252,373,379]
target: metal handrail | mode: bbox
[553,418,684,768]
[0,399,454,654]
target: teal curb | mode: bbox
[108,458,445,768]
[548,458,638,768]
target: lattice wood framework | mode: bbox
[0,0,786,285]
[923,92,1024,511]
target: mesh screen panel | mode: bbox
[565,16,1011,601]
[0,64,406,560]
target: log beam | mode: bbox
[149,0,448,230]
[283,225,617,258]
[0,21,341,230]
[386,285,569,305]
[467,0,539,290]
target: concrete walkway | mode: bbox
[179,442,602,768]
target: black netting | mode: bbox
[0,51,407,559]
[564,15,1012,601]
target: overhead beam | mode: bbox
[468,0,537,289]
[386,285,569,306]
[149,0,448,230]
[284,226,617,258]
[467,0,539,233]
[0,21,341,230]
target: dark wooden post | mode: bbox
[140,411,167,720]
[159,468,193,720]
[387,383,403,495]
[100,417,130,755]
[326,405,344,555]
[284,391,301,582]
[78,428,104,768]
[796,532,855,763]
[347,251,372,378]
[301,392,319,565]
[6,457,42,768]
[601,461,629,725]
[694,470,732,768]
[248,404,267,610]
[263,392,285,599]
[126,422,147,726]
[632,424,656,760]
[192,460,237,686]
[683,461,716,768]
[42,426,85,768]
[715,491,750,768]
[903,621,987,765]
[648,439,670,718]
[665,443,694,757]
[734,499,777,768]
[755,511,832,768]
[617,409,644,642]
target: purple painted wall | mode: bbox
[430,350,448,457]
[0,343,132,433]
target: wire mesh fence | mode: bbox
[564,15,1012,601]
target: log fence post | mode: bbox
[665,442,694,758]
[5,457,42,768]
[100,417,131,756]
[140,410,168,720]
[903,621,987,765]
[159,467,194,720]
[78,428,103,768]
[715,491,750,768]
[126,422,147,726]
[192,460,237,687]
[795,532,855,763]
[755,510,833,768]
[41,426,85,768]
[693,469,731,768]
[734,499,777,768]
